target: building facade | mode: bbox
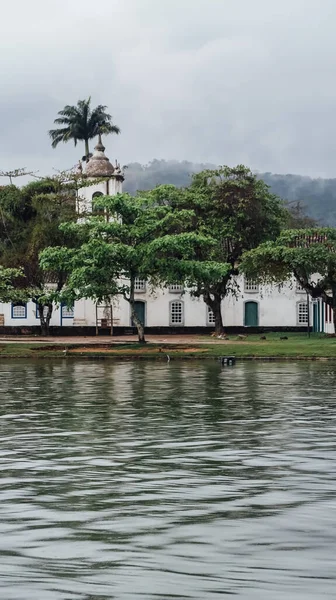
[1,279,332,333]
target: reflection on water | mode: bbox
[0,360,336,599]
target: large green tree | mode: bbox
[49,97,120,161]
[142,167,286,334]
[241,227,336,332]
[39,192,214,342]
[0,175,79,334]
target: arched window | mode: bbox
[11,302,27,319]
[92,191,104,215]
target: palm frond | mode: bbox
[53,117,72,125]
[49,128,73,148]
[49,97,120,151]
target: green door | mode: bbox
[244,301,259,327]
[132,301,145,326]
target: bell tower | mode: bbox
[78,134,124,213]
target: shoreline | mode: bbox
[0,334,335,360]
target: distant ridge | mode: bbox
[123,160,336,225]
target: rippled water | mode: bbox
[1,360,336,599]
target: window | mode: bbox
[61,304,74,319]
[207,306,216,325]
[134,278,146,292]
[170,301,184,325]
[36,304,49,319]
[169,284,184,293]
[244,278,259,293]
[297,302,308,324]
[11,303,27,319]
[92,191,104,215]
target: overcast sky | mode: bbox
[1,0,336,179]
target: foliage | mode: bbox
[40,167,286,337]
[0,266,30,303]
[49,97,120,160]
[0,175,80,333]
[40,193,186,342]
[141,167,287,333]
[241,227,336,330]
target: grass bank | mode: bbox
[0,333,335,360]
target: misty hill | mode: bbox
[123,160,336,225]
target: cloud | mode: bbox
[1,0,336,178]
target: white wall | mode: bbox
[79,177,123,214]
[0,301,74,327]
[0,278,330,330]
[73,277,315,329]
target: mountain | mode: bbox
[123,160,336,225]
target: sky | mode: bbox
[1,0,336,179]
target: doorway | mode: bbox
[132,301,146,326]
[244,301,259,327]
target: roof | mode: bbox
[85,135,115,178]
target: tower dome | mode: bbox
[85,134,115,177]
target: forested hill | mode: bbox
[123,160,336,225]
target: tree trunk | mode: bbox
[85,139,90,162]
[130,304,146,343]
[39,302,53,337]
[128,277,146,343]
[213,302,224,335]
[204,292,224,335]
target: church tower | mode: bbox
[78,134,124,213]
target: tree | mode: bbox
[40,193,187,342]
[39,168,286,338]
[141,167,286,334]
[0,175,80,335]
[49,97,120,161]
[0,266,29,303]
[241,227,336,332]
[0,168,36,185]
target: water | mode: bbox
[0,360,336,599]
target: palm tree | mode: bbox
[49,97,120,161]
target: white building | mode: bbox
[0,138,333,334]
